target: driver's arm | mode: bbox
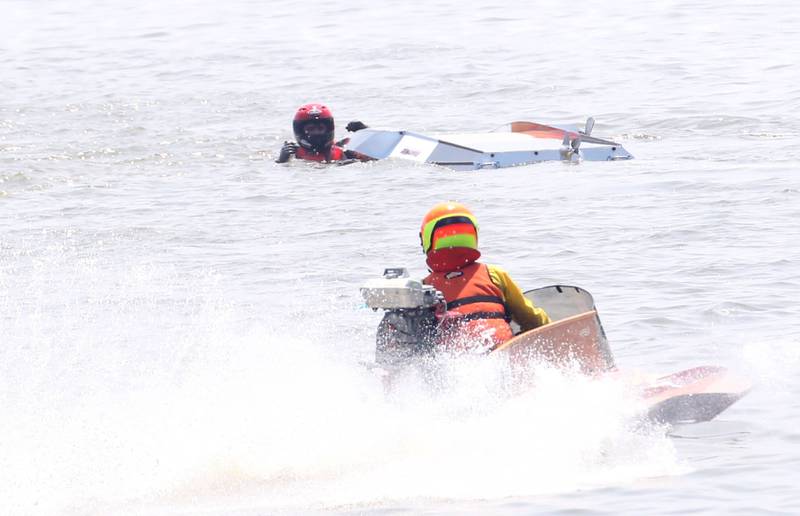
[487,265,550,332]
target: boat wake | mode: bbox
[1,275,773,516]
[90,340,686,515]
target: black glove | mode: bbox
[276,140,298,163]
[346,121,368,132]
[282,141,298,154]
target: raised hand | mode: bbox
[276,140,299,163]
[346,121,368,132]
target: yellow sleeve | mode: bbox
[487,264,551,331]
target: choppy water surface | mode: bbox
[2,1,799,514]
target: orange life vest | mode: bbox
[296,145,346,162]
[424,262,513,351]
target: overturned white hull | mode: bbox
[344,120,634,170]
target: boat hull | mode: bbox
[493,317,751,425]
[344,122,633,170]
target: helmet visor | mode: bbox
[303,121,328,135]
[421,215,478,254]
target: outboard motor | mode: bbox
[360,268,445,368]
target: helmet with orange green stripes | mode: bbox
[419,202,481,271]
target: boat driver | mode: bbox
[420,202,551,352]
[276,103,370,163]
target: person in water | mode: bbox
[276,103,369,163]
[420,201,551,352]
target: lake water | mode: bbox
[2,1,799,514]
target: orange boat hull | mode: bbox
[493,313,751,424]
[493,310,614,375]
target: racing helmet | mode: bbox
[419,202,481,271]
[293,103,335,152]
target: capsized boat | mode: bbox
[344,118,633,171]
[360,269,751,425]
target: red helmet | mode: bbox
[293,103,335,152]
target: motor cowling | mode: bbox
[360,268,444,367]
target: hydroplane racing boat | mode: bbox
[344,118,633,171]
[360,269,751,425]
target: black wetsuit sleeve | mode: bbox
[344,149,375,162]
